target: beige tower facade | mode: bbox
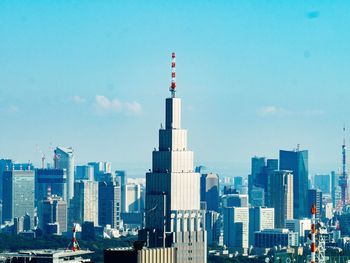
[141,64,206,263]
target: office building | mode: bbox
[2,170,35,225]
[54,147,75,201]
[88,161,112,181]
[36,168,67,203]
[250,186,265,207]
[223,207,249,252]
[222,194,248,208]
[0,159,12,200]
[249,157,266,203]
[249,207,274,246]
[254,229,298,248]
[116,170,127,213]
[98,180,121,229]
[270,170,293,228]
[75,165,94,181]
[339,206,350,236]
[285,219,311,244]
[104,246,176,263]
[126,183,141,212]
[72,180,98,226]
[200,173,219,212]
[314,174,331,194]
[280,149,308,218]
[307,189,322,219]
[263,159,278,206]
[141,55,206,263]
[206,210,220,246]
[38,195,67,235]
[234,176,243,193]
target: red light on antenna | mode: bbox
[172,52,176,58]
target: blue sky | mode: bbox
[0,1,349,176]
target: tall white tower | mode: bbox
[141,53,206,263]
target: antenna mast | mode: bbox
[170,52,176,98]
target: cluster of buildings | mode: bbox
[1,53,350,263]
[0,151,146,239]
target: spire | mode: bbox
[170,52,176,98]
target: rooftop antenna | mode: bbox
[67,224,80,251]
[170,52,176,98]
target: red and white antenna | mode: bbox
[170,52,176,98]
[310,203,317,263]
[70,224,80,251]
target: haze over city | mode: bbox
[1,1,350,175]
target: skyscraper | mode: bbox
[2,170,35,225]
[249,157,266,202]
[35,168,67,203]
[98,180,121,229]
[223,207,249,252]
[75,165,94,181]
[72,180,98,226]
[38,195,67,235]
[116,170,127,213]
[314,174,331,194]
[200,173,219,212]
[0,159,12,200]
[126,183,141,212]
[54,147,75,201]
[307,189,322,219]
[141,53,206,263]
[270,170,293,228]
[248,207,275,246]
[280,150,308,218]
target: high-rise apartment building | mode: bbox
[140,53,206,263]
[2,170,35,225]
[200,173,219,212]
[72,180,98,226]
[270,170,293,228]
[54,147,75,201]
[280,150,308,218]
[248,207,274,246]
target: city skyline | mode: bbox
[1,2,350,176]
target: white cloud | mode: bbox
[71,95,86,104]
[125,101,142,115]
[0,105,19,114]
[257,106,290,117]
[7,105,19,112]
[94,95,142,116]
[257,106,325,117]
